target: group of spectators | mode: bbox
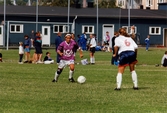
[18,30,53,64]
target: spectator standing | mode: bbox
[111,31,119,65]
[34,32,43,63]
[80,32,87,51]
[18,42,24,64]
[145,35,150,51]
[103,31,111,52]
[24,35,31,63]
[29,30,35,47]
[55,32,63,64]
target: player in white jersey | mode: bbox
[113,28,138,90]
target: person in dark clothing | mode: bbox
[55,32,63,64]
[0,53,2,62]
[111,31,119,65]
[43,52,54,64]
[24,35,31,63]
[34,32,43,63]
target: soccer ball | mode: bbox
[77,76,86,84]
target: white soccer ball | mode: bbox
[77,76,86,84]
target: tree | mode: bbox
[98,0,117,8]
[42,0,74,7]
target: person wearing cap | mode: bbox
[43,52,54,64]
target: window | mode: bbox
[82,25,94,34]
[149,27,161,35]
[146,0,153,7]
[158,0,165,3]
[118,0,125,7]
[10,24,23,33]
[122,26,137,34]
[53,25,69,33]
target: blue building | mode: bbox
[0,6,167,47]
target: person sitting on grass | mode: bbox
[43,52,54,64]
[161,51,167,67]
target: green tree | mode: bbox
[42,0,74,7]
[17,0,27,6]
[98,0,117,8]
[0,0,13,5]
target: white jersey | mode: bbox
[19,45,24,54]
[90,38,97,48]
[115,35,138,54]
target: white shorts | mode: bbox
[58,60,75,69]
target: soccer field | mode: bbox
[0,48,167,113]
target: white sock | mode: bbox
[69,70,74,79]
[116,73,122,89]
[54,72,59,81]
[90,57,93,63]
[92,57,95,63]
[131,70,138,87]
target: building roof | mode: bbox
[0,6,167,19]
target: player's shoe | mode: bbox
[114,88,121,91]
[52,79,57,82]
[133,86,139,90]
[68,78,75,83]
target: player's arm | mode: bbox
[78,47,83,58]
[113,46,118,57]
[57,44,63,56]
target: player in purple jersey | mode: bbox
[52,34,83,82]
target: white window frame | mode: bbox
[117,0,125,7]
[149,27,161,35]
[122,26,137,34]
[10,24,23,33]
[82,25,94,34]
[53,25,69,33]
[146,0,153,7]
[158,0,165,3]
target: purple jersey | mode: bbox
[57,40,79,60]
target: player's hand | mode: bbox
[113,54,116,57]
[59,53,63,56]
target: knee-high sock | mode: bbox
[116,73,122,89]
[69,70,74,79]
[54,72,59,81]
[92,57,95,63]
[131,70,138,87]
[90,57,93,63]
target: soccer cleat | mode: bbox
[68,78,75,83]
[24,61,28,63]
[114,88,121,91]
[133,86,139,90]
[52,79,57,82]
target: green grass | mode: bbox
[0,47,167,113]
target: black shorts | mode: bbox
[35,46,42,54]
[119,51,137,66]
[90,47,95,53]
[0,53,2,57]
